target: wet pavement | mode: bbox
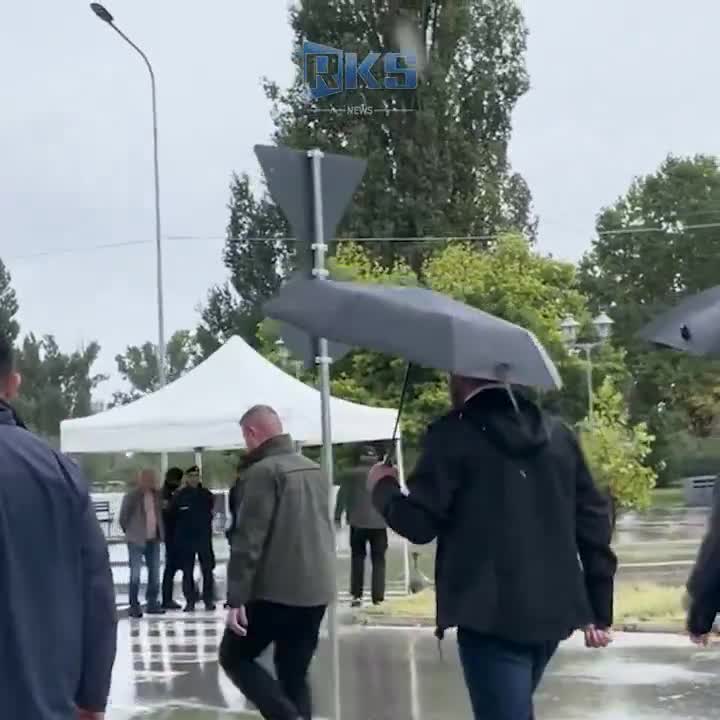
[107,614,720,720]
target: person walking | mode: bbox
[367,377,617,720]
[120,468,166,618]
[220,405,335,720]
[161,466,184,610]
[335,447,388,607]
[173,465,216,612]
[0,335,116,719]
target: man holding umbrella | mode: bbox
[265,277,618,720]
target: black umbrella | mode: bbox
[637,285,720,356]
[264,277,562,390]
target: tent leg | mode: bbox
[396,435,411,595]
[160,452,168,479]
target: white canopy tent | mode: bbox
[60,336,399,453]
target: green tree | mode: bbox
[579,154,720,474]
[579,378,657,513]
[14,335,106,438]
[266,0,534,268]
[0,258,19,343]
[112,330,198,406]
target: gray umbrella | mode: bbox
[637,285,720,356]
[264,277,562,390]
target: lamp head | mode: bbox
[593,311,614,341]
[90,3,114,23]
[560,315,580,345]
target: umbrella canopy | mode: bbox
[638,285,720,356]
[264,278,562,390]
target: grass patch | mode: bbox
[364,583,687,625]
[648,487,685,510]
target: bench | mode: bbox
[93,500,114,535]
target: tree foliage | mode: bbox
[14,335,106,438]
[0,258,19,343]
[579,378,657,511]
[264,0,535,268]
[112,330,198,406]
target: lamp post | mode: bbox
[90,3,166,390]
[560,311,614,421]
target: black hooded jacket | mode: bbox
[373,387,617,644]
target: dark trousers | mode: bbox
[179,541,215,605]
[457,629,558,720]
[350,527,387,603]
[162,540,180,605]
[219,601,326,720]
[128,540,161,609]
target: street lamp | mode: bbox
[90,3,167,389]
[560,312,615,420]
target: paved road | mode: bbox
[106,615,720,720]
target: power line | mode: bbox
[7,221,720,263]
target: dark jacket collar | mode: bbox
[243,434,294,469]
[0,399,26,429]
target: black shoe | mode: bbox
[351,598,362,608]
[162,601,182,610]
[184,604,196,613]
[145,606,166,615]
[372,600,384,606]
[205,602,217,611]
[129,606,143,619]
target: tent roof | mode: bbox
[60,336,397,453]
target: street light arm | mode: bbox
[107,23,156,87]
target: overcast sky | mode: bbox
[2,0,719,395]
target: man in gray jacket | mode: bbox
[0,335,116,720]
[220,405,335,720]
[120,469,165,618]
[335,447,388,607]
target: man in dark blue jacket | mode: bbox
[0,336,117,719]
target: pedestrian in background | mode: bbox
[368,376,617,720]
[120,468,166,619]
[221,405,335,720]
[173,465,216,611]
[161,466,184,610]
[0,335,116,719]
[335,446,388,607]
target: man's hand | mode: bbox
[76,709,104,720]
[226,606,248,637]
[367,462,398,493]
[583,625,612,648]
[691,633,710,646]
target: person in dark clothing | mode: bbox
[335,447,388,607]
[226,462,246,546]
[161,466,184,609]
[172,465,216,611]
[686,485,720,643]
[368,376,617,720]
[221,405,335,720]
[0,336,116,720]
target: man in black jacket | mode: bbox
[368,376,617,720]
[161,466,184,609]
[0,335,116,719]
[172,465,216,611]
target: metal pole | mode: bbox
[104,21,168,472]
[585,346,593,421]
[308,147,341,720]
[395,434,411,595]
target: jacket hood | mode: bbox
[461,387,549,458]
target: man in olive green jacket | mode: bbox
[220,405,335,720]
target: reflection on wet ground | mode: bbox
[107,615,720,720]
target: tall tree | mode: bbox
[197,174,291,357]
[579,154,720,469]
[266,0,535,268]
[14,335,106,438]
[112,329,198,406]
[0,258,19,343]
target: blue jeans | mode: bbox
[457,629,558,720]
[128,540,161,609]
